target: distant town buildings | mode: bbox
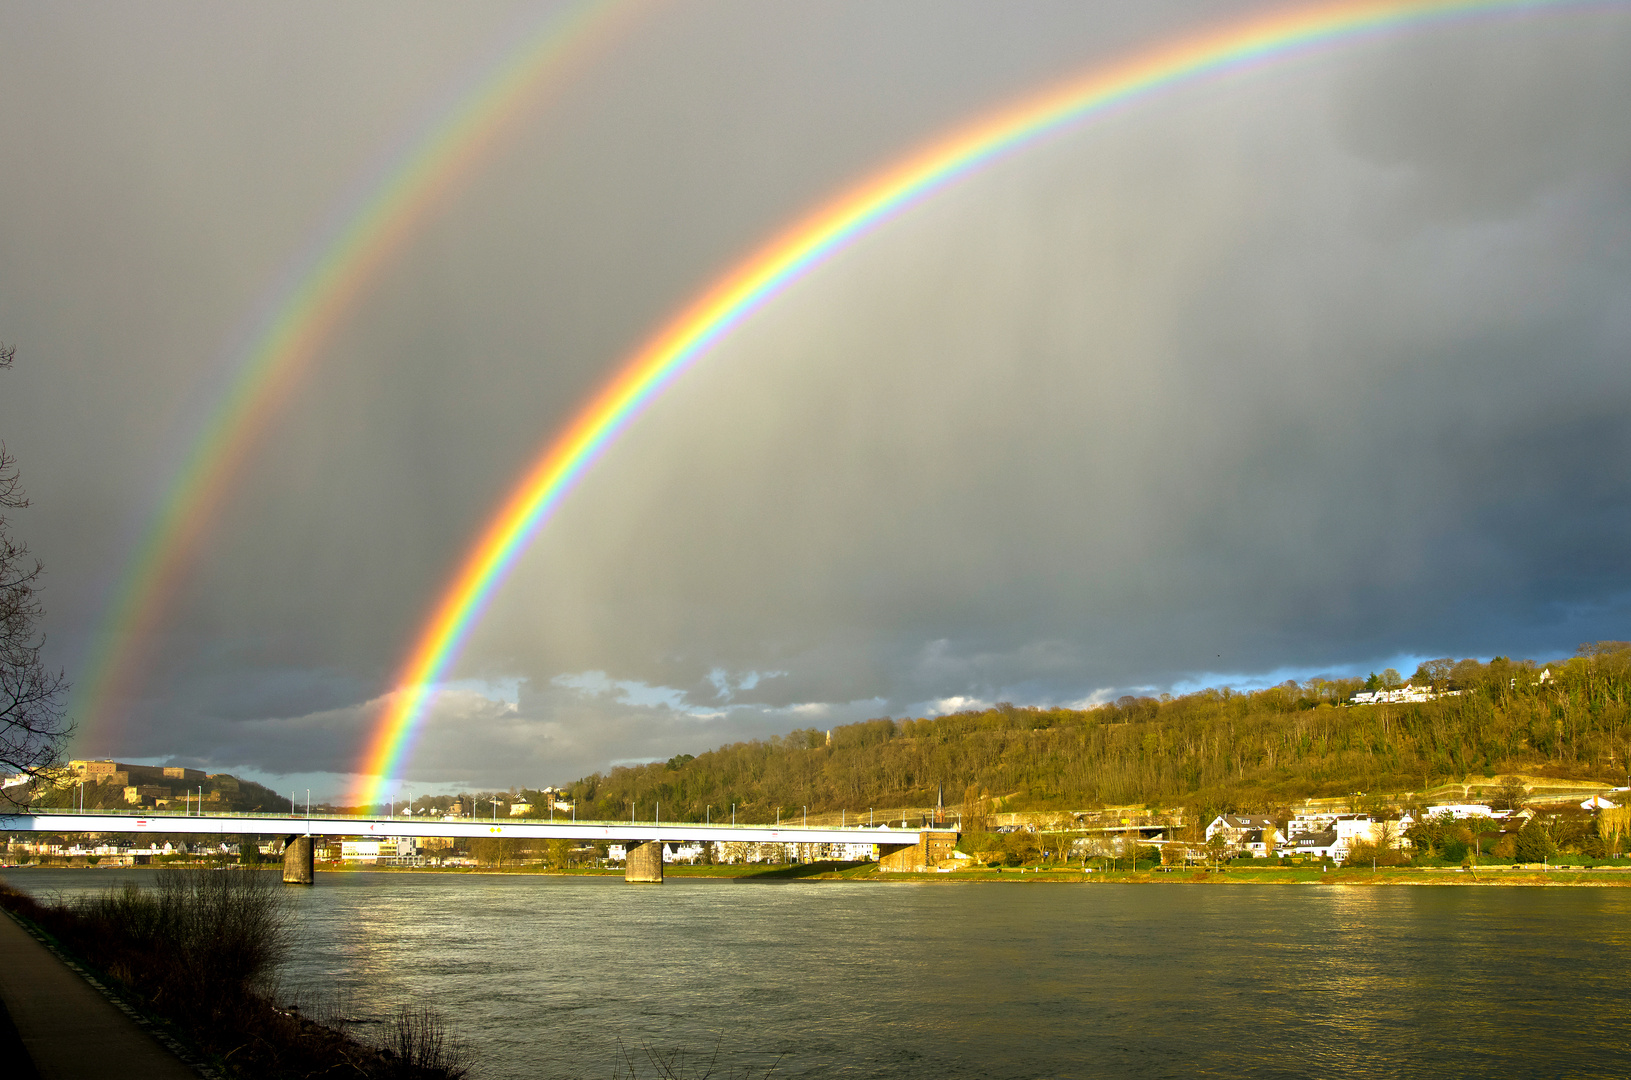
[69,760,206,786]
[1350,668,1553,705]
[1423,804,1496,819]
[604,839,879,865]
[1278,813,1405,861]
[1348,684,1462,705]
[1204,810,1417,861]
[1205,814,1277,848]
[3,837,273,863]
[503,787,575,817]
[62,759,235,808]
[339,837,422,865]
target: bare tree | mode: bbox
[1372,816,1401,860]
[0,343,71,803]
[1492,775,1529,813]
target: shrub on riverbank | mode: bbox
[0,872,470,1079]
[70,866,288,1021]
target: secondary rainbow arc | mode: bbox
[343,0,1605,808]
[68,0,643,749]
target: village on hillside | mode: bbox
[958,773,1628,871]
[7,759,1629,873]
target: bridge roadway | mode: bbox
[0,809,922,846]
[0,810,941,884]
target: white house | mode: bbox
[1286,813,1331,838]
[1283,814,1408,860]
[340,840,379,862]
[607,841,708,863]
[1350,684,1464,705]
[1334,814,1389,851]
[1425,804,1500,819]
[1239,829,1280,857]
[340,837,416,863]
[1205,814,1277,850]
[1284,828,1342,859]
[666,842,706,863]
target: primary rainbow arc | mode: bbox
[352,0,1601,808]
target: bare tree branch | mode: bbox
[0,342,72,806]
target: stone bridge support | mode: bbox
[876,842,915,871]
[625,839,664,883]
[282,835,314,884]
[878,830,959,872]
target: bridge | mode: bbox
[0,810,956,884]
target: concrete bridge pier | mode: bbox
[282,835,314,884]
[625,839,664,883]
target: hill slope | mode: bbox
[563,644,1631,823]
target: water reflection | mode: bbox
[6,870,1630,1079]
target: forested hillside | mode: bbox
[564,644,1631,823]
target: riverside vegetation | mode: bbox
[0,868,471,1079]
[548,643,1631,830]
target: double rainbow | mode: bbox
[69,0,644,750]
[353,0,1598,807]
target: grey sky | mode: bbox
[2,2,1629,799]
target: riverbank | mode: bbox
[776,863,1631,886]
[0,905,197,1079]
[0,873,471,1079]
[19,862,1631,1077]
[262,860,1631,886]
[13,859,1631,886]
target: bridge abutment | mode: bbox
[282,835,314,884]
[878,830,959,872]
[625,839,664,883]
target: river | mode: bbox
[6,869,1631,1078]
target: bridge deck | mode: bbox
[0,811,932,845]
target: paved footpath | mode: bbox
[0,908,199,1079]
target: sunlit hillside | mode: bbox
[561,644,1631,823]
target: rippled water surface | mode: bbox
[9,869,1631,1079]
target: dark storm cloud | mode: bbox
[2,3,1629,794]
[480,6,1631,719]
